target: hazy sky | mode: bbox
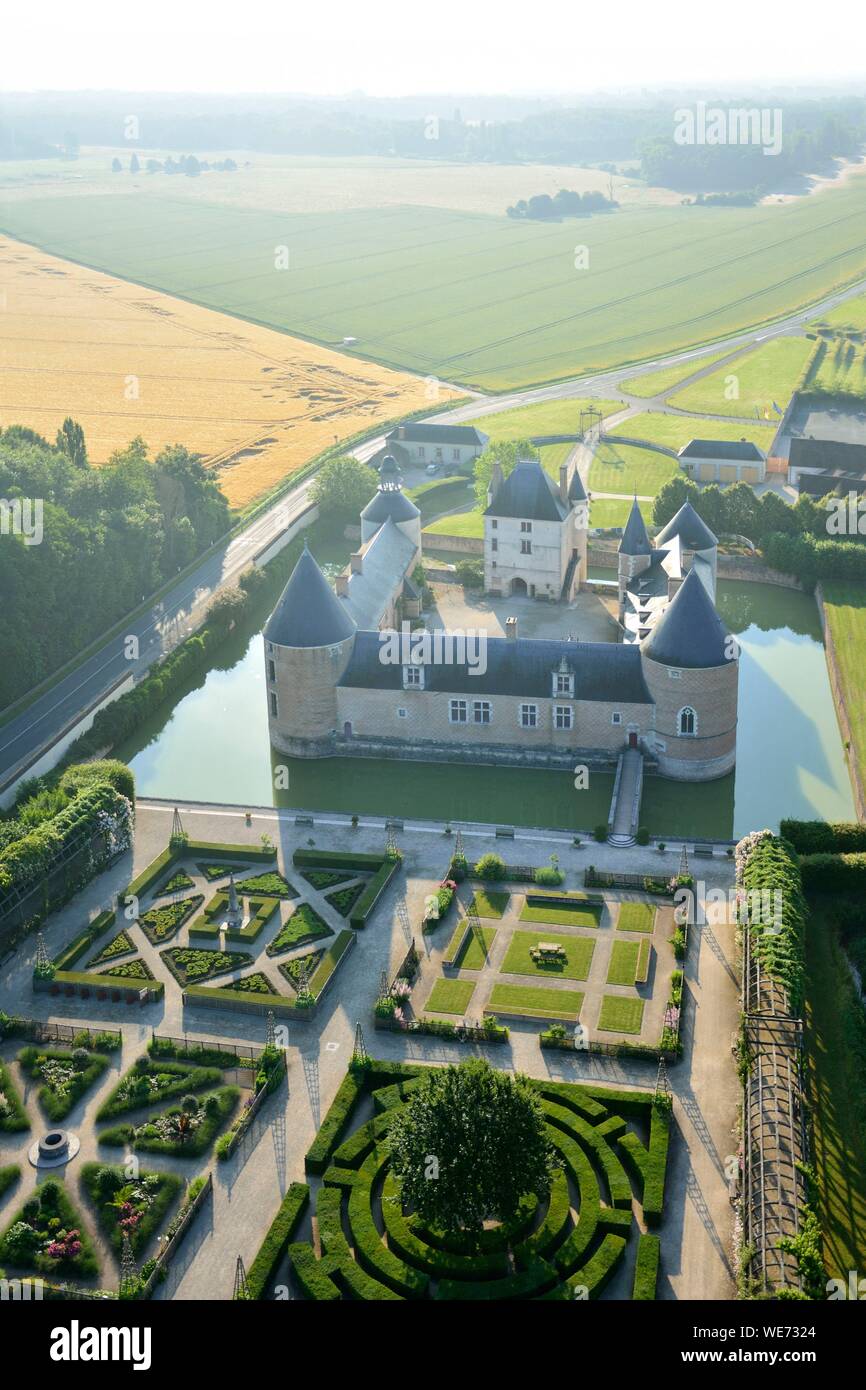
[5,0,865,95]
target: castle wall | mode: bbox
[335,685,651,755]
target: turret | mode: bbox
[360,454,421,556]
[639,567,738,780]
[264,545,357,757]
[617,497,653,620]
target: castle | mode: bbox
[264,455,738,781]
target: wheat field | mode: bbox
[0,236,455,507]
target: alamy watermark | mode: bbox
[378,622,488,676]
[674,102,783,157]
[0,497,43,545]
[674,880,783,932]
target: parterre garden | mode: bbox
[254,1058,669,1301]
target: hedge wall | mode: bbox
[780,819,866,855]
[799,851,866,894]
[245,1182,310,1299]
[736,831,807,1015]
[349,858,401,929]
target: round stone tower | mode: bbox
[639,567,738,780]
[360,454,421,555]
[264,544,357,758]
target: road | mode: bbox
[2,268,865,792]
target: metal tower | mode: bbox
[233,1255,251,1300]
[170,805,186,845]
[352,1021,368,1065]
[34,932,52,974]
[655,1055,672,1101]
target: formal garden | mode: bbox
[240,1055,670,1301]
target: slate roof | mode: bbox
[361,486,420,526]
[388,423,488,446]
[679,438,765,461]
[789,437,866,475]
[265,545,357,649]
[569,470,588,503]
[655,501,718,552]
[640,566,732,669]
[339,518,418,631]
[484,458,567,522]
[339,631,654,704]
[618,497,652,556]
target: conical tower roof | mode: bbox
[618,497,652,556]
[640,566,732,669]
[264,545,356,649]
[361,454,420,526]
[656,500,717,551]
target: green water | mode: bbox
[120,579,855,839]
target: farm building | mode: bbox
[384,421,489,470]
[788,437,866,495]
[677,438,766,484]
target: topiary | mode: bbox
[72,1047,91,1070]
[636,827,650,846]
[96,1167,124,1198]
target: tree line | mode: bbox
[506,188,616,220]
[0,423,230,710]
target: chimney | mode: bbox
[505,616,518,641]
[559,462,569,505]
[335,573,350,597]
[350,551,364,574]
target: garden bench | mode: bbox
[693,844,715,858]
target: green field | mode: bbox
[617,902,656,934]
[812,291,866,331]
[423,510,483,539]
[620,348,736,398]
[425,978,476,1015]
[588,439,678,497]
[821,582,866,786]
[608,413,776,456]
[519,897,602,928]
[6,184,866,389]
[667,337,814,418]
[607,939,641,986]
[468,890,510,919]
[500,929,595,981]
[805,335,866,400]
[487,982,584,1020]
[598,995,645,1034]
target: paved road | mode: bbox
[3,269,865,791]
[0,480,316,793]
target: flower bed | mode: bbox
[197,860,247,881]
[234,871,297,899]
[139,894,203,946]
[0,1059,30,1132]
[324,881,367,917]
[97,1059,224,1120]
[154,869,195,897]
[97,957,153,980]
[0,1179,99,1278]
[88,929,137,966]
[18,1045,111,1122]
[266,903,331,957]
[301,869,358,891]
[221,972,279,994]
[81,1162,182,1257]
[160,946,252,986]
[98,1086,240,1158]
[280,950,325,990]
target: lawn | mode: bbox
[425,978,476,1015]
[620,348,736,398]
[464,396,623,442]
[590,497,653,530]
[805,335,866,401]
[422,443,576,540]
[458,925,498,970]
[501,929,595,981]
[469,890,510,919]
[813,292,866,331]
[821,582,866,791]
[640,772,735,840]
[424,510,483,539]
[588,440,679,497]
[617,902,656,934]
[607,413,776,455]
[607,940,641,987]
[519,897,602,928]
[667,337,814,418]
[803,908,866,1278]
[598,995,645,1035]
[7,186,866,389]
[487,982,584,1021]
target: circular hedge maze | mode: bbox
[290,1062,670,1301]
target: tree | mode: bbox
[111,157,122,173]
[129,153,140,174]
[473,439,538,511]
[310,454,377,520]
[55,417,88,470]
[387,1058,558,1239]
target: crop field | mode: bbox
[5,181,866,390]
[0,236,447,508]
[667,336,814,418]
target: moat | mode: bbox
[118,579,855,840]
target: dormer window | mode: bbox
[403,665,423,690]
[554,670,574,697]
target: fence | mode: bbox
[584,866,677,894]
[0,1016,123,1049]
[150,1031,268,1065]
[219,1051,287,1160]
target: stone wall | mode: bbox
[814,583,866,821]
[421,532,483,555]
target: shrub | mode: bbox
[636,826,650,846]
[594,824,608,843]
[475,853,506,881]
[780,819,866,855]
